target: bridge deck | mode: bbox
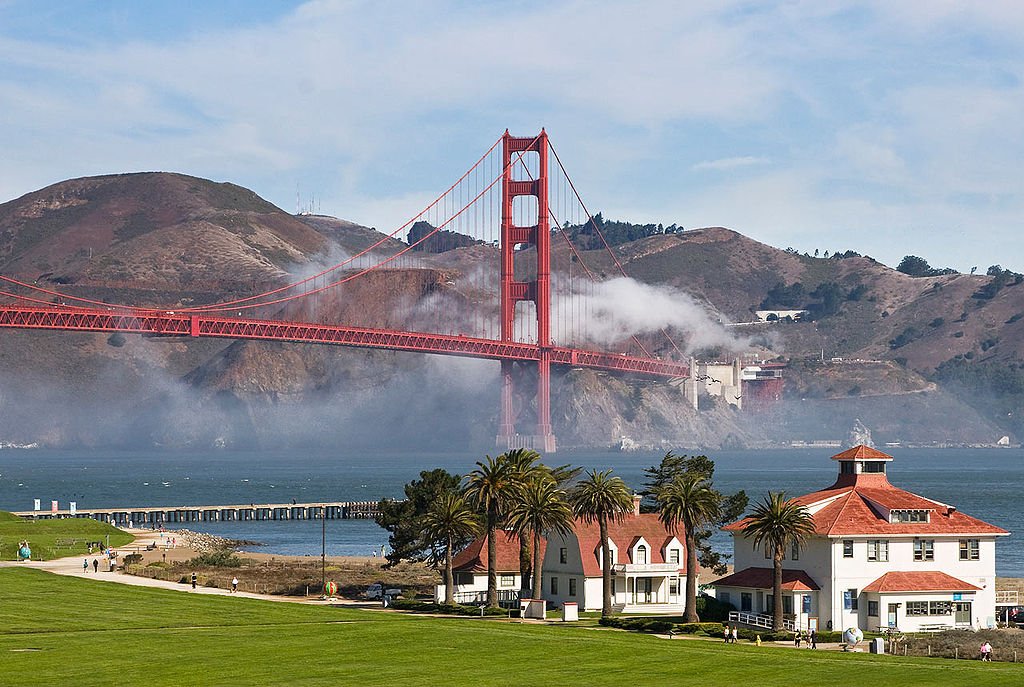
[0,306,690,378]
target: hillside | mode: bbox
[0,174,1019,450]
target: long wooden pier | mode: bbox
[12,501,382,526]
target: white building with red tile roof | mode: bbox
[713,445,1009,632]
[437,497,690,613]
[434,531,537,607]
[541,496,688,613]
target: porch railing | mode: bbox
[452,589,520,608]
[728,610,795,632]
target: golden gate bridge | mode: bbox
[0,131,692,452]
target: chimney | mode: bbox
[632,494,642,517]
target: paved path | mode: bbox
[1,529,379,608]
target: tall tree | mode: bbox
[570,469,634,617]
[423,492,482,605]
[641,452,747,575]
[741,492,817,631]
[655,474,721,622]
[507,477,574,598]
[464,454,520,607]
[375,468,462,567]
[499,448,543,593]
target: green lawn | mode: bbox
[1,567,1021,687]
[0,512,133,560]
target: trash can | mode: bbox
[869,637,885,654]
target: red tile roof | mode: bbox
[723,445,1008,537]
[452,531,540,573]
[831,445,894,461]
[712,566,819,591]
[862,571,982,593]
[570,512,686,578]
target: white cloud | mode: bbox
[692,156,770,172]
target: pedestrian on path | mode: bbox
[810,629,817,649]
[92,558,99,573]
[231,577,238,593]
[724,625,730,643]
[191,572,197,589]
[795,629,801,648]
[731,627,738,643]
[83,559,89,573]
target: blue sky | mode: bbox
[1,0,1022,272]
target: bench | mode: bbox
[918,624,953,633]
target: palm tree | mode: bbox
[655,474,722,622]
[507,477,574,598]
[741,491,817,631]
[463,454,519,607]
[500,448,543,592]
[570,469,634,617]
[423,492,482,605]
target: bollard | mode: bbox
[928,645,931,656]
[955,647,958,660]
[903,645,907,656]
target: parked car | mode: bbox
[364,583,401,600]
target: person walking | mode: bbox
[231,577,238,593]
[810,628,817,649]
[191,572,197,589]
[980,641,992,661]
[92,558,99,573]
[731,626,739,644]
[83,559,89,573]
[794,629,802,648]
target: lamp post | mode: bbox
[321,505,326,593]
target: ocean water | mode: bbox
[0,447,1021,575]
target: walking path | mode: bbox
[0,529,379,608]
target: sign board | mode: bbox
[808,617,818,631]
[51,500,58,513]
[33,499,40,511]
[69,502,77,515]
[953,593,963,601]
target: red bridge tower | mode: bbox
[497,130,556,453]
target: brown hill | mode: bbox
[0,173,1018,449]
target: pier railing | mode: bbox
[12,500,383,525]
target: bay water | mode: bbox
[1,447,1020,576]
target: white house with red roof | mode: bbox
[541,496,688,613]
[436,497,689,613]
[713,445,1008,633]
[433,531,536,607]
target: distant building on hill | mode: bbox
[713,445,1008,632]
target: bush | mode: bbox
[696,593,735,622]
[388,600,506,617]
[122,553,143,566]
[188,549,243,567]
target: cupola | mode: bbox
[830,444,893,487]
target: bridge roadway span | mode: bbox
[0,305,691,378]
[13,501,382,525]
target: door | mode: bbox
[634,578,652,604]
[955,602,971,625]
[887,603,899,628]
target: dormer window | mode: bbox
[636,544,647,565]
[890,509,929,523]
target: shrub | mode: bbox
[188,549,243,567]
[122,553,143,566]
[388,600,506,617]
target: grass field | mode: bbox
[0,512,133,560]
[1,568,1022,686]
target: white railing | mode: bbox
[612,563,680,573]
[729,610,795,632]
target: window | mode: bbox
[719,591,731,606]
[862,461,885,473]
[791,542,800,561]
[668,548,680,564]
[669,577,679,595]
[741,592,752,612]
[611,578,616,595]
[891,510,929,523]
[568,578,577,597]
[914,539,935,561]
[499,574,514,587]
[550,577,558,595]
[960,539,980,561]
[559,547,567,564]
[906,601,954,616]
[802,594,811,614]
[843,540,854,558]
[456,572,473,586]
[867,539,889,562]
[636,545,647,565]
[868,600,879,617]
[840,461,855,474]
[783,595,793,615]
[843,589,858,611]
